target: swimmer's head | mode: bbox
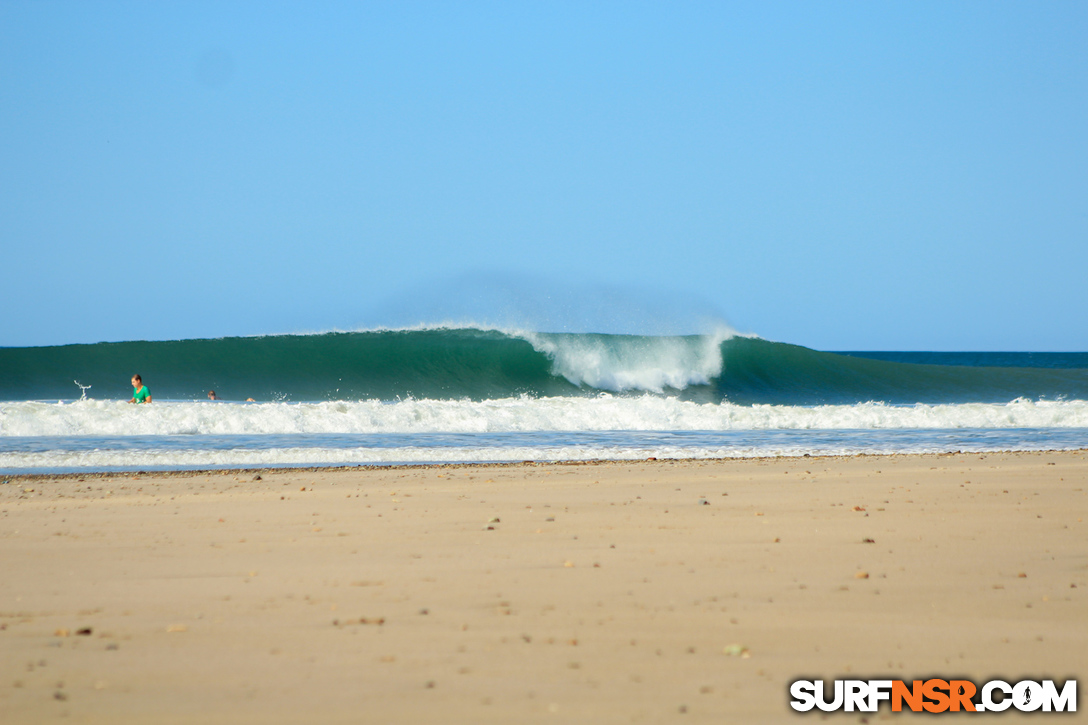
[132,374,142,385]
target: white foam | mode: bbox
[2,396,1087,438]
[524,329,734,392]
[350,323,739,394]
[3,436,1083,471]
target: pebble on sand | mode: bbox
[333,617,386,627]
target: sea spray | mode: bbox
[524,330,732,392]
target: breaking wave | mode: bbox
[2,327,1086,405]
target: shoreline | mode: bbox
[4,447,1088,483]
[2,450,1085,723]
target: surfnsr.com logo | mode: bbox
[789,679,1076,713]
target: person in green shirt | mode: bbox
[129,374,152,404]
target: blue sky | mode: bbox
[2,1,1086,350]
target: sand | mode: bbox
[1,451,1085,723]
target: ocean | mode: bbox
[1,328,1086,473]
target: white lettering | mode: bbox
[1041,680,1077,712]
[815,680,844,712]
[1014,681,1044,712]
[843,680,869,712]
[981,681,1012,712]
[789,680,817,712]
[868,680,892,711]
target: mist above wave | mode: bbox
[362,272,736,336]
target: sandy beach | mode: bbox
[1,451,1085,723]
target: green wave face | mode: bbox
[0,329,1086,404]
[716,338,1088,405]
[0,329,574,402]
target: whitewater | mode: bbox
[4,396,1088,438]
[2,396,1087,472]
[1,326,1086,472]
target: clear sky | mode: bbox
[2,1,1086,350]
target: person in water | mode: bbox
[129,375,151,404]
[207,390,219,400]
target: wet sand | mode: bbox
[1,451,1086,723]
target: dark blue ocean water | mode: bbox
[838,351,1088,369]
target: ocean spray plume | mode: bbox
[362,271,736,336]
[525,330,732,392]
